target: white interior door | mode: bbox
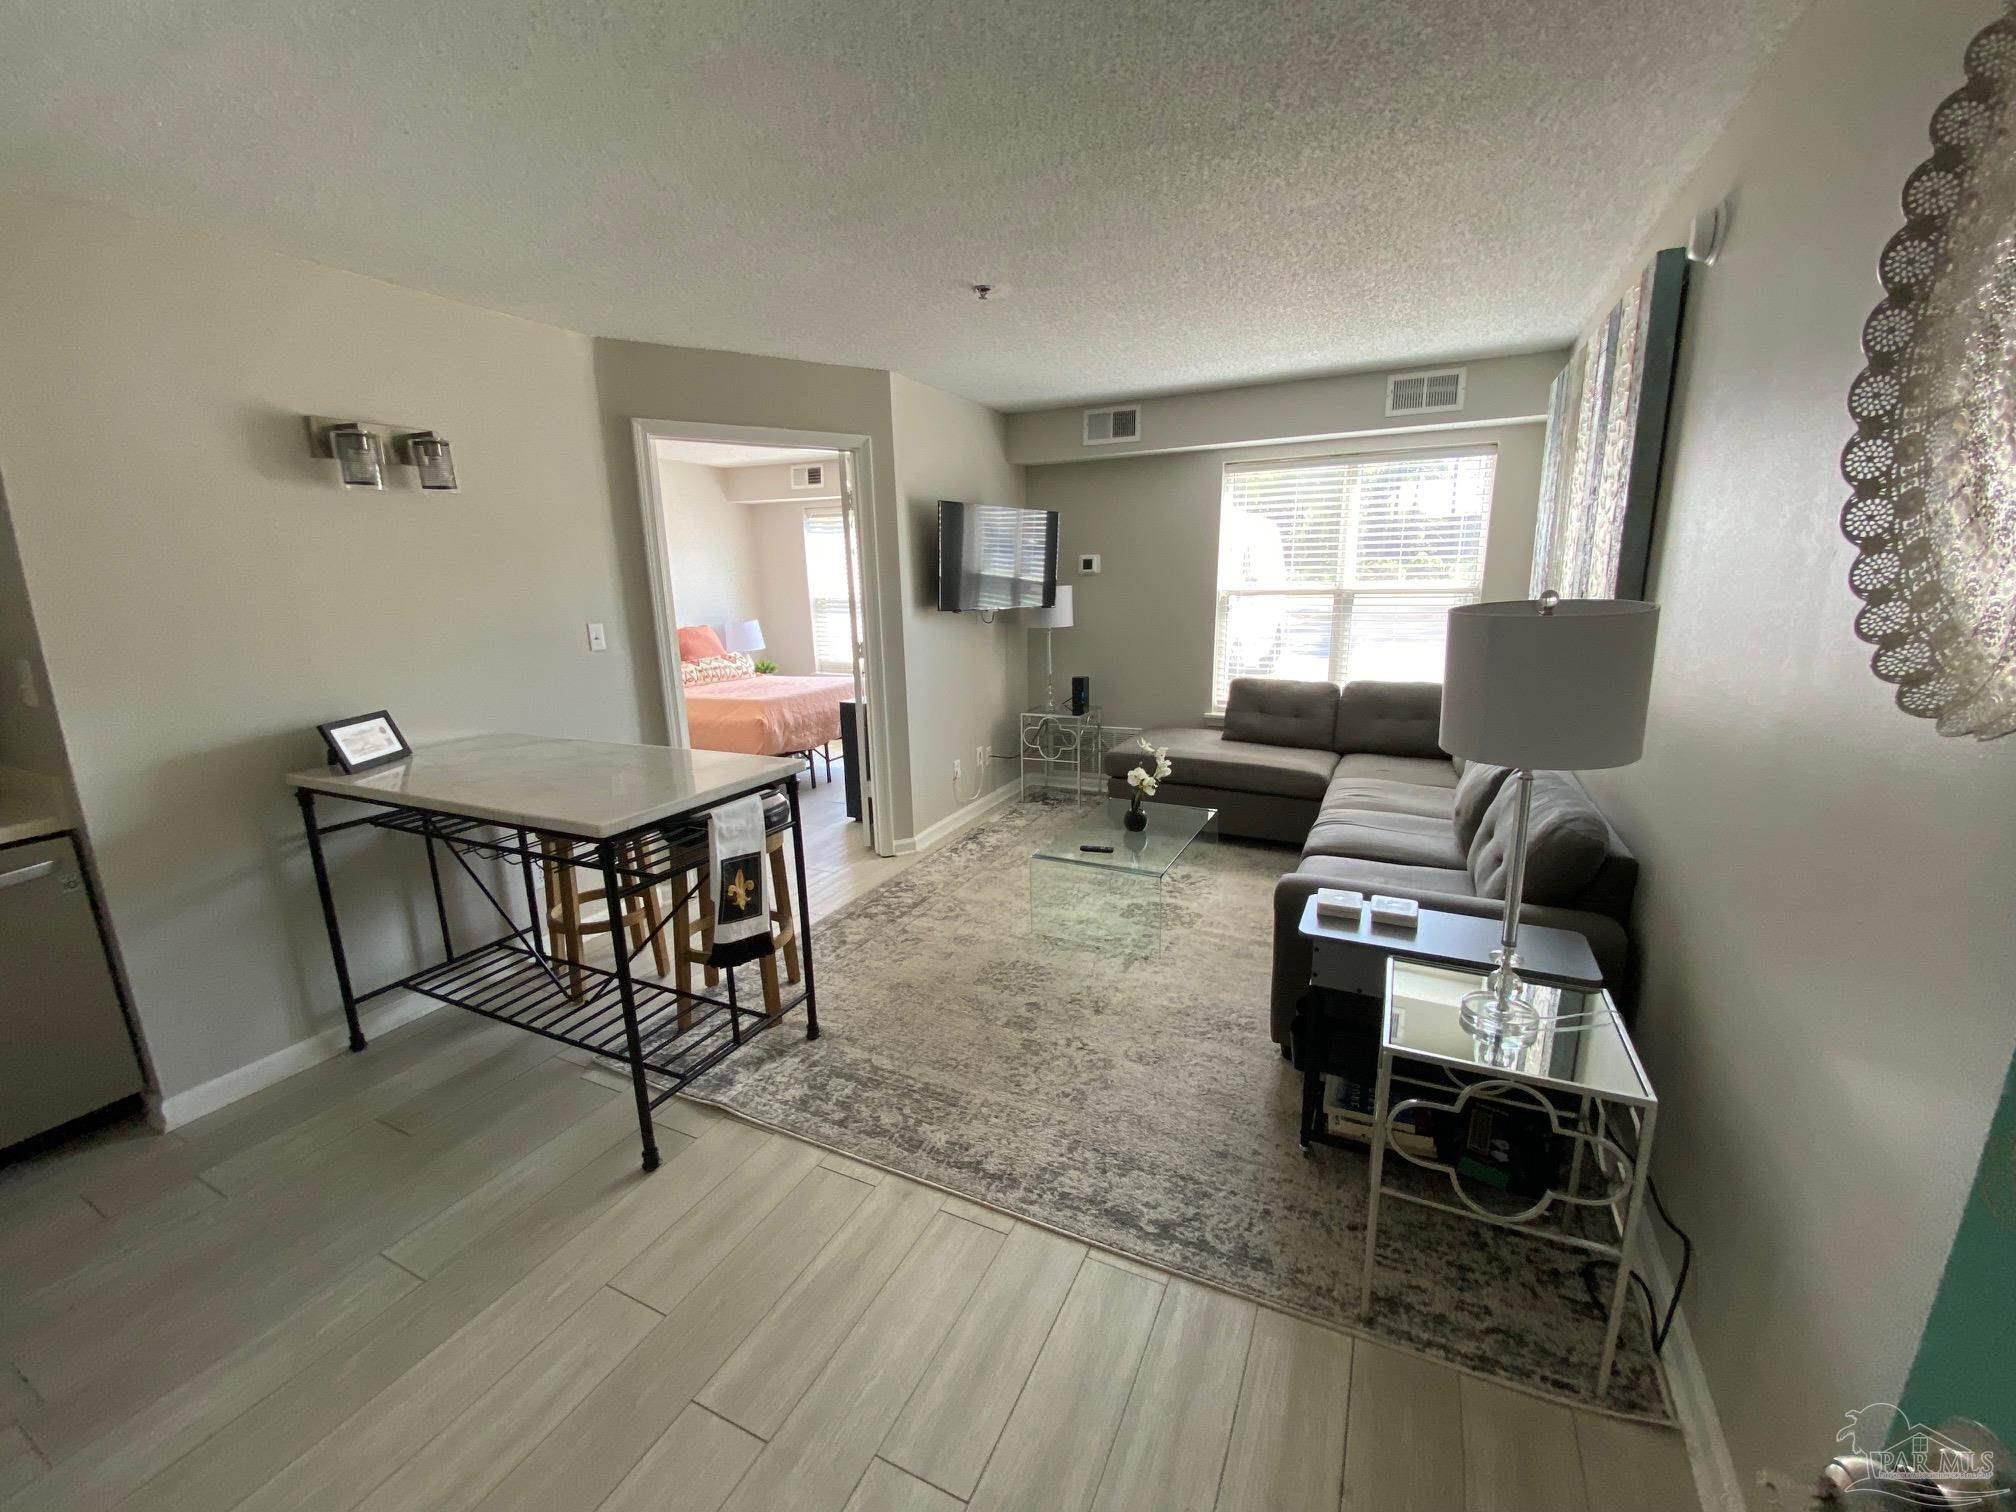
[838,452,877,850]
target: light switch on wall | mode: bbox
[14,658,38,708]
[586,622,608,652]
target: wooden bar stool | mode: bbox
[538,836,671,999]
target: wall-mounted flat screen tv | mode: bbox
[936,499,1058,612]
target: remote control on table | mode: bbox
[1080,843,1114,853]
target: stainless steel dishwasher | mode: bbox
[0,834,144,1148]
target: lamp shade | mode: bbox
[1440,599,1659,769]
[719,618,765,653]
[1025,585,1073,630]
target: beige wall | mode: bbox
[1024,425,1546,728]
[0,192,637,1100]
[591,338,916,838]
[746,501,821,675]
[654,458,760,632]
[0,484,73,781]
[721,460,841,506]
[1006,350,1562,466]
[889,373,1027,834]
[1576,2,2016,1495]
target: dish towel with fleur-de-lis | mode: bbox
[706,794,774,969]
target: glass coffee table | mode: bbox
[1028,799,1218,950]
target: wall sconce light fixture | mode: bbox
[328,423,385,490]
[399,431,458,491]
[307,416,458,492]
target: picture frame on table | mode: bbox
[317,710,412,773]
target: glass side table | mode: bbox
[1018,707,1141,800]
[1360,957,1658,1398]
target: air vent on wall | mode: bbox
[790,463,826,489]
[1083,404,1141,446]
[1385,367,1467,417]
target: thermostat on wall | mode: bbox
[1078,553,1101,574]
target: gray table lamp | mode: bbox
[1440,593,1659,1038]
[1026,586,1073,710]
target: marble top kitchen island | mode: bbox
[288,732,819,1173]
[287,732,803,837]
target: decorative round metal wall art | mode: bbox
[1840,3,2016,740]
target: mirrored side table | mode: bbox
[1360,957,1658,1398]
[1019,707,1140,800]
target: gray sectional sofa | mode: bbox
[1101,677,1637,1047]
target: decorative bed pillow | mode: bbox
[681,653,755,686]
[677,624,727,661]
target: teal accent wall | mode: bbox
[1900,1050,2016,1444]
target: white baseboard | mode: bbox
[898,778,1023,855]
[1643,1235,1743,1511]
[153,994,443,1130]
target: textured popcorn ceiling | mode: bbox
[0,0,1807,409]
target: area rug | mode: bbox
[679,797,1670,1420]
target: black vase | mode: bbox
[1124,802,1148,832]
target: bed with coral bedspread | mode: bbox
[683,674,850,757]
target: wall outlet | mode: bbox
[952,758,962,785]
[586,622,608,652]
[1078,553,1101,574]
[14,658,38,709]
[977,744,989,773]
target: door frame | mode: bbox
[631,417,897,858]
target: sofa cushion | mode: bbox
[1318,777,1455,820]
[1452,762,1512,849]
[1302,811,1468,869]
[1100,726,1338,799]
[1293,853,1478,901]
[1333,681,1446,758]
[1222,677,1341,749]
[1332,753,1459,789]
[1467,771,1609,905]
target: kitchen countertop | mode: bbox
[0,766,72,847]
[287,733,804,838]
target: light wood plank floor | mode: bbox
[0,964,1698,1512]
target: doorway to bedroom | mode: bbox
[633,423,893,890]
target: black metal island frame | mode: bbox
[289,734,818,1171]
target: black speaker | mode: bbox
[1070,676,1090,716]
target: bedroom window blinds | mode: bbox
[803,507,855,676]
[1210,447,1496,711]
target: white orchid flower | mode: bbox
[1126,765,1149,789]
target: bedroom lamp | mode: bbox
[1025,586,1073,710]
[719,619,766,654]
[1440,594,1659,1040]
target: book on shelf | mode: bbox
[1321,1074,1437,1158]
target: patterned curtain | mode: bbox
[1531,251,1686,600]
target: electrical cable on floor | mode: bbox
[1579,1177,1693,1355]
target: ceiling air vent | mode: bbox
[1083,404,1141,446]
[790,462,826,489]
[1385,367,1467,417]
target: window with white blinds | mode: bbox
[802,506,856,675]
[1211,447,1496,710]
